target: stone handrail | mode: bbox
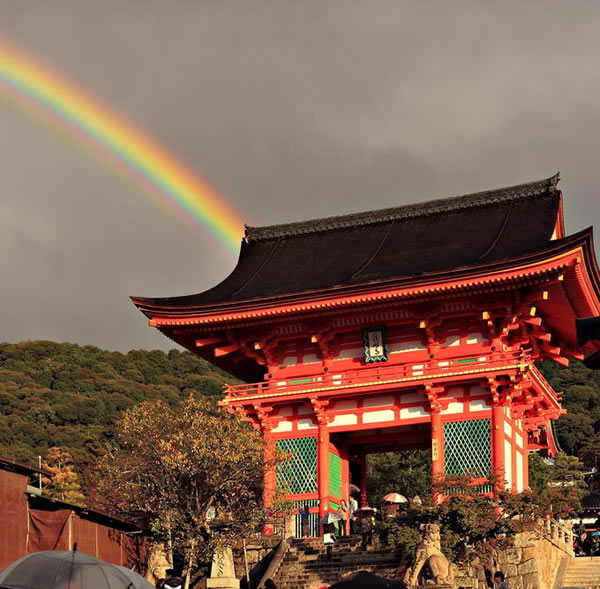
[256,538,289,589]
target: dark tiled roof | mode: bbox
[134,175,561,310]
[582,493,600,510]
[245,174,559,241]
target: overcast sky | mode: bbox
[1,1,599,352]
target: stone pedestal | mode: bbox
[205,546,240,589]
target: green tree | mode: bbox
[367,450,431,508]
[528,453,552,495]
[545,453,587,518]
[578,432,600,469]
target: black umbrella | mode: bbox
[328,570,407,589]
[0,550,137,589]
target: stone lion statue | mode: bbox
[406,523,455,586]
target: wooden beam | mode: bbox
[524,317,542,327]
[196,336,225,347]
[214,343,241,357]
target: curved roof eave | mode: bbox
[132,227,600,322]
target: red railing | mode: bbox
[222,350,530,400]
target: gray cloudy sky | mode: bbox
[1,1,599,352]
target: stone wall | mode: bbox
[455,520,573,589]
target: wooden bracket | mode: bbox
[310,328,338,360]
[424,384,445,413]
[252,404,275,431]
[309,397,330,425]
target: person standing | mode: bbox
[337,499,349,535]
[323,525,336,561]
[359,515,373,550]
[349,496,358,534]
[383,501,399,518]
[493,571,509,589]
[300,504,311,537]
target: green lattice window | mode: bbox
[276,437,317,494]
[329,452,342,499]
[444,418,491,477]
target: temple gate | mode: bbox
[133,174,600,536]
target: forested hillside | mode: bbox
[538,360,600,464]
[0,341,598,486]
[0,341,236,473]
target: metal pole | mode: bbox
[242,538,251,589]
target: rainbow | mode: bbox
[0,38,244,257]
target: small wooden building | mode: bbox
[133,175,600,536]
[0,456,145,571]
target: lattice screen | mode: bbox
[276,437,317,494]
[444,418,491,477]
[329,452,342,499]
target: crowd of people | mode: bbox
[573,522,600,556]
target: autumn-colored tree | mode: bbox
[42,446,85,505]
[92,395,282,583]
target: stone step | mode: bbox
[284,550,397,562]
[564,569,600,574]
[561,557,600,589]
[277,566,398,581]
[276,564,397,576]
[274,538,403,589]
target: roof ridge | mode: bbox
[245,173,560,242]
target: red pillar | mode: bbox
[359,453,368,507]
[511,435,518,495]
[523,435,530,490]
[430,410,444,479]
[341,445,350,534]
[263,431,276,536]
[317,423,330,532]
[492,403,505,492]
[430,409,444,502]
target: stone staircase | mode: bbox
[561,556,600,588]
[272,536,402,589]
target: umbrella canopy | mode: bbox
[0,551,136,589]
[383,493,408,504]
[353,507,377,518]
[348,484,361,494]
[321,512,343,524]
[115,567,154,589]
[328,570,407,589]
[591,531,600,537]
